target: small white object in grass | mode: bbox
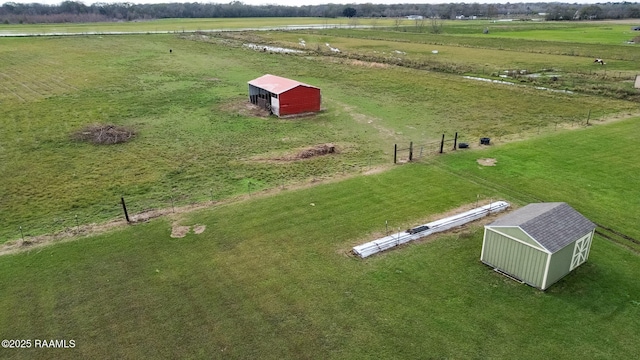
[310,203,315,206]
[432,50,438,54]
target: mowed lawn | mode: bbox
[433,118,640,242]
[1,117,640,359]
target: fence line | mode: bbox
[394,132,462,163]
[1,157,396,244]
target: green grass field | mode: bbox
[0,17,362,34]
[1,124,640,358]
[1,18,640,359]
[244,24,640,100]
[2,28,637,242]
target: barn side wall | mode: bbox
[279,86,321,116]
[482,229,548,288]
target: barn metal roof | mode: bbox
[488,202,596,253]
[248,74,319,94]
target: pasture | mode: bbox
[1,19,639,358]
[0,17,361,35]
[2,25,638,242]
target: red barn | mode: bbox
[248,74,321,117]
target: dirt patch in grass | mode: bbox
[349,59,390,68]
[296,144,336,159]
[72,124,136,145]
[0,201,217,256]
[218,98,271,118]
[477,158,497,166]
[193,225,206,234]
[363,165,392,176]
[0,219,126,256]
[251,143,338,163]
[171,225,191,238]
[170,224,207,238]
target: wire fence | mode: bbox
[0,159,391,245]
[0,118,624,247]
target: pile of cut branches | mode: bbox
[296,144,336,159]
[72,124,136,145]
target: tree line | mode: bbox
[1,1,639,24]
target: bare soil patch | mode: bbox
[170,224,207,238]
[251,143,338,163]
[218,98,271,118]
[72,124,136,145]
[363,165,392,176]
[349,59,390,68]
[171,226,191,238]
[296,144,336,159]
[0,219,127,256]
[0,201,217,256]
[477,158,497,166]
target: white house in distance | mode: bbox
[481,202,596,290]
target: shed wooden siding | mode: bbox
[545,231,593,286]
[482,229,548,288]
[545,240,576,287]
[490,227,544,250]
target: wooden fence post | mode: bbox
[394,144,397,164]
[439,134,445,154]
[121,197,130,223]
[409,141,413,161]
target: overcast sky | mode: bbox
[3,0,612,6]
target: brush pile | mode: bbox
[73,124,136,145]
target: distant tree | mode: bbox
[430,17,442,34]
[581,5,603,20]
[2,1,640,24]
[486,4,497,19]
[343,7,356,18]
[393,17,403,30]
[628,7,640,18]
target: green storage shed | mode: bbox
[481,202,596,290]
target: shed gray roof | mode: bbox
[488,202,596,253]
